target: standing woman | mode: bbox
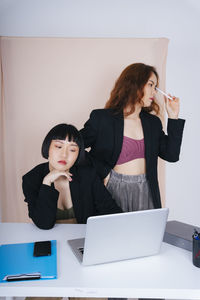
[80,63,185,212]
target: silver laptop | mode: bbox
[68,208,169,266]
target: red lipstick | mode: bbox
[58,160,67,165]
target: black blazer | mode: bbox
[22,162,122,229]
[80,109,185,209]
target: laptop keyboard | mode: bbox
[78,247,84,255]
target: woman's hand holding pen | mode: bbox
[43,169,73,186]
[165,94,180,119]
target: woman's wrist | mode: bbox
[168,111,179,119]
[168,115,178,120]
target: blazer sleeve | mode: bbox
[80,110,99,148]
[22,175,59,230]
[158,118,185,162]
[80,110,110,179]
[91,172,122,215]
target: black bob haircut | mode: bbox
[41,123,85,166]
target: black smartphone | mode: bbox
[33,241,51,257]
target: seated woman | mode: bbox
[22,123,122,229]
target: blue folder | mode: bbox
[0,240,57,282]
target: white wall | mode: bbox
[0,0,200,225]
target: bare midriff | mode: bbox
[113,158,146,175]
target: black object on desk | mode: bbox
[193,230,200,268]
[33,241,51,257]
[6,272,41,281]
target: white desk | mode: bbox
[0,223,200,299]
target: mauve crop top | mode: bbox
[116,136,145,165]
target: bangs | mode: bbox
[52,130,80,146]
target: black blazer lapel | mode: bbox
[112,111,124,165]
[70,180,79,203]
[69,169,81,221]
[140,111,152,170]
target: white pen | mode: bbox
[156,87,174,101]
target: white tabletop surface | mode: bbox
[0,222,200,299]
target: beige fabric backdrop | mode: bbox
[0,37,169,223]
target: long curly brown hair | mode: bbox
[105,63,160,116]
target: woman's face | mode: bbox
[48,136,79,171]
[141,73,157,107]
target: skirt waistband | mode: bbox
[110,169,147,183]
